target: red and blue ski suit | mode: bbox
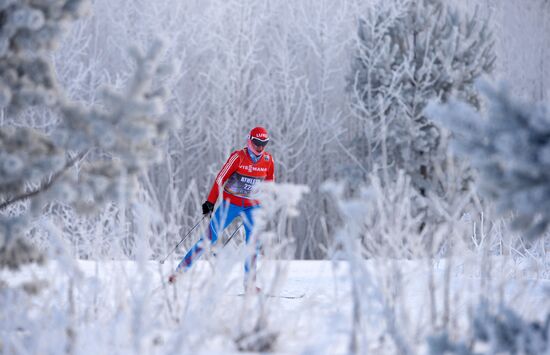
[176,147,275,279]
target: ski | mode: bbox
[236,292,305,299]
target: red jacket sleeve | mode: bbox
[207,151,241,204]
[266,155,275,182]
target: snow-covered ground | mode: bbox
[3,257,548,354]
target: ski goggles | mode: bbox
[251,137,269,147]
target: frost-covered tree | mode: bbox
[427,82,550,241]
[259,0,349,258]
[347,0,495,194]
[0,0,174,270]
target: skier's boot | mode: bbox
[244,283,261,294]
[168,274,177,284]
[243,274,261,294]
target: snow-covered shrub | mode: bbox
[322,176,492,352]
[322,180,414,354]
[473,301,550,355]
[227,182,308,351]
[428,300,550,355]
[353,171,427,258]
[427,82,550,241]
[156,182,308,354]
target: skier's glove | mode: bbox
[202,201,214,215]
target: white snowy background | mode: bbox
[1,0,549,354]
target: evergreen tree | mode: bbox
[427,82,550,241]
[348,0,495,194]
[0,0,175,270]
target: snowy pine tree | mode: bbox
[427,82,550,241]
[348,0,495,194]
[0,0,175,270]
[426,80,550,355]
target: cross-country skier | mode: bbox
[168,126,275,291]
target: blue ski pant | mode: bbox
[175,201,260,277]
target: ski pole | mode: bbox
[160,215,208,264]
[223,222,243,247]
